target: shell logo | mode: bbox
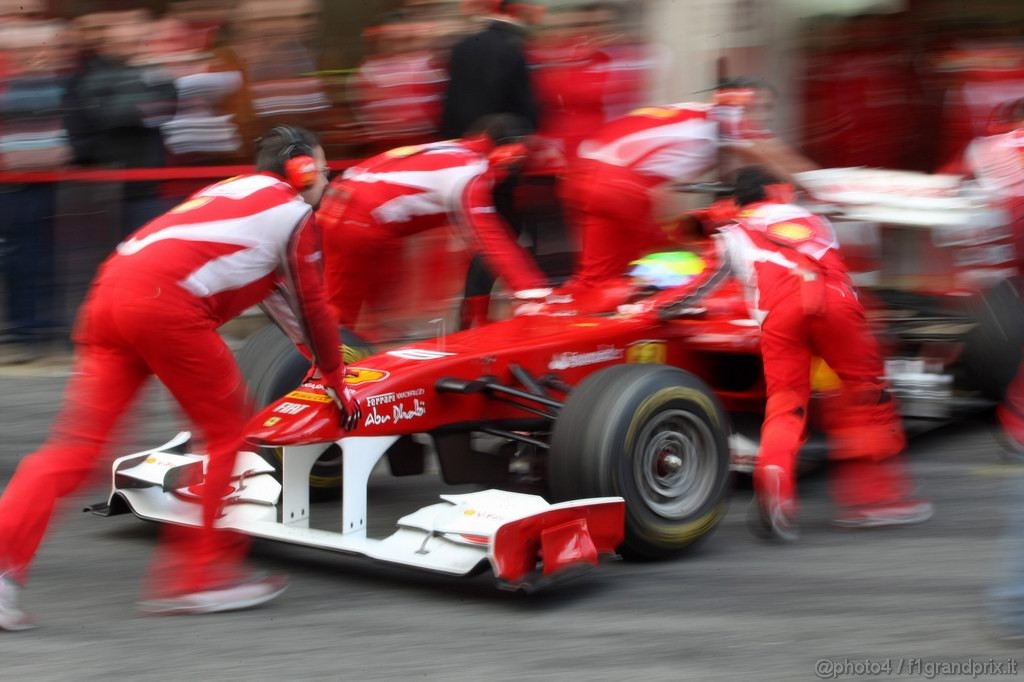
[463,508,476,516]
[629,106,678,119]
[345,368,390,385]
[385,145,424,159]
[768,222,814,242]
[169,197,212,214]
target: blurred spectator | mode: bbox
[138,17,245,159]
[440,0,543,138]
[348,11,447,151]
[224,0,332,151]
[531,3,653,160]
[0,19,72,351]
[62,10,178,236]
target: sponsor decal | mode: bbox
[629,106,678,119]
[386,349,455,361]
[365,388,426,407]
[548,345,624,371]
[767,222,813,242]
[144,456,181,467]
[169,197,212,214]
[461,508,505,522]
[364,398,428,427]
[626,340,667,364]
[273,402,309,415]
[263,417,282,427]
[285,390,333,403]
[385,144,424,158]
[344,368,390,385]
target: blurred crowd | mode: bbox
[1,0,1024,354]
[0,0,658,353]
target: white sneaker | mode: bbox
[138,573,288,616]
[0,574,35,631]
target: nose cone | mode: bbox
[245,382,345,446]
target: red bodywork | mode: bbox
[246,278,764,446]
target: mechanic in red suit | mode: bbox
[699,166,933,540]
[559,77,819,311]
[0,126,360,629]
[317,114,549,332]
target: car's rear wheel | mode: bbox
[962,276,1024,400]
[548,364,731,560]
[236,323,374,498]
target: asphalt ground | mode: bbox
[1,364,1023,682]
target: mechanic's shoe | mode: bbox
[748,465,799,542]
[833,499,934,529]
[0,574,35,631]
[138,573,288,616]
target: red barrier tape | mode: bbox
[0,160,358,183]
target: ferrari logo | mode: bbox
[627,340,667,364]
[263,417,282,426]
[768,222,814,242]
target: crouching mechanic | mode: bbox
[559,77,819,310]
[317,114,549,332]
[662,167,933,541]
[0,126,360,629]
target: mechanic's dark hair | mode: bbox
[254,126,320,177]
[465,113,533,145]
[734,166,783,206]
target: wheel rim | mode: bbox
[633,408,719,520]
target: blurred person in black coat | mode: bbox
[440,0,543,139]
[62,11,178,237]
[441,0,545,326]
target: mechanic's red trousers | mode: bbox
[561,161,668,289]
[0,281,250,594]
[757,281,909,509]
[1000,361,1024,442]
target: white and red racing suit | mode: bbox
[0,173,345,596]
[561,102,768,291]
[715,200,910,510]
[317,138,547,328]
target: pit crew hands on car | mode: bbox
[316,114,548,334]
[679,166,934,541]
[0,126,356,630]
[558,76,819,306]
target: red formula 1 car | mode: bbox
[91,166,1024,582]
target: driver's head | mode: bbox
[255,125,329,207]
[465,113,534,174]
[734,166,792,206]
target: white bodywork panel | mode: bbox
[101,433,623,580]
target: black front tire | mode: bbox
[548,364,731,560]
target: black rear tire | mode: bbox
[548,364,731,560]
[962,276,1024,399]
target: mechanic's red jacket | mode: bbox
[94,172,344,383]
[317,138,546,292]
[713,200,851,324]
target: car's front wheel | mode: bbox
[548,364,732,559]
